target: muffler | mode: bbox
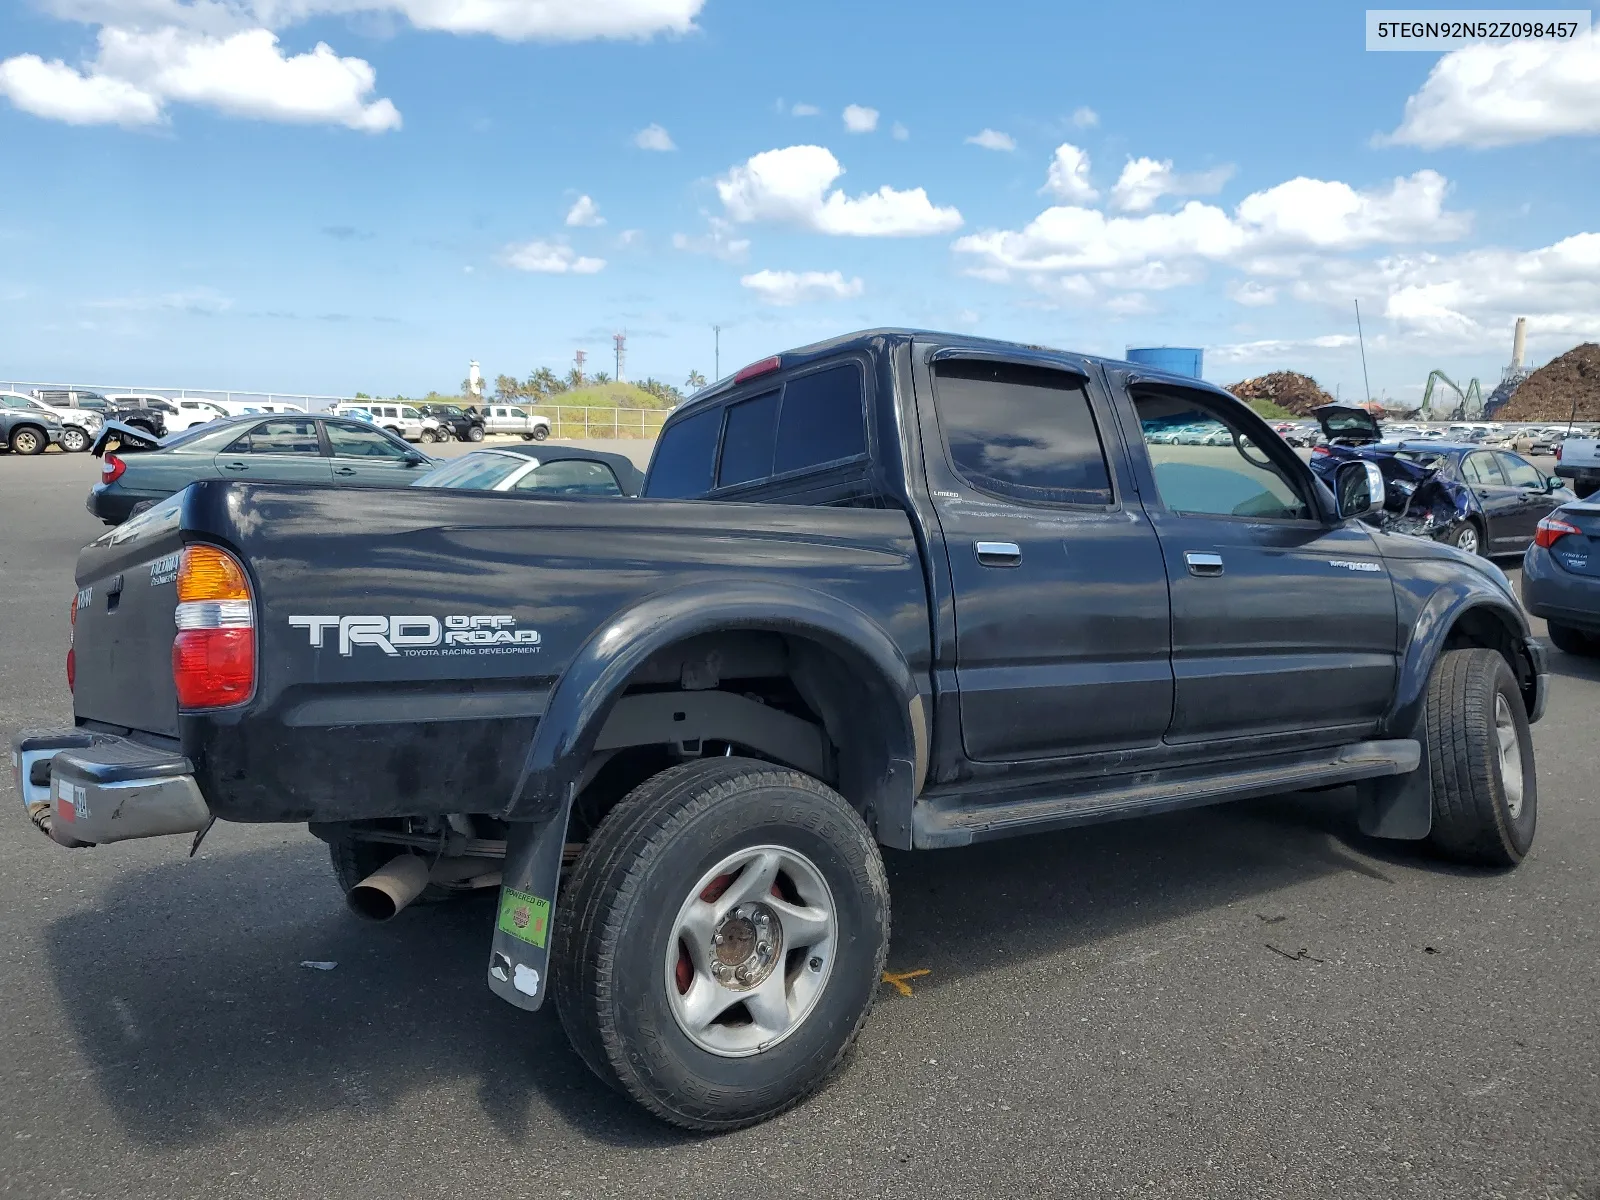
[347,853,433,921]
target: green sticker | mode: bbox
[497,888,551,948]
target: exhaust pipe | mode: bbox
[347,853,433,922]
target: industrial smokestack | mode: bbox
[1512,317,1527,370]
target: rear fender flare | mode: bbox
[501,580,925,828]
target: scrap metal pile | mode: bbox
[1495,343,1600,422]
[1225,371,1336,416]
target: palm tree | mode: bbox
[685,369,707,392]
[565,367,585,390]
[592,371,612,385]
[527,367,561,397]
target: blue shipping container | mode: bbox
[1126,346,1204,379]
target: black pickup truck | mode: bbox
[14,329,1546,1131]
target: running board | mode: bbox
[912,739,1421,849]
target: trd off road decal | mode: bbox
[288,614,541,657]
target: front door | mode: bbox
[1460,451,1524,552]
[325,419,424,486]
[1126,385,1397,746]
[1495,451,1559,547]
[915,351,1174,763]
[212,417,333,485]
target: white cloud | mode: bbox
[1,26,400,130]
[565,194,604,226]
[1228,280,1278,307]
[504,240,605,274]
[1209,335,1359,366]
[1105,293,1151,316]
[842,104,878,133]
[1070,106,1098,129]
[966,128,1015,152]
[1109,156,1234,212]
[616,228,642,246]
[958,170,1470,292]
[891,120,908,141]
[671,215,751,262]
[633,121,674,150]
[87,286,232,313]
[1385,27,1600,148]
[740,269,864,305]
[0,53,162,125]
[1042,143,1097,202]
[717,144,962,237]
[790,101,819,116]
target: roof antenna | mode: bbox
[1354,299,1372,408]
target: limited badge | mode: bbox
[497,888,551,949]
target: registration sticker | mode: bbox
[497,888,551,948]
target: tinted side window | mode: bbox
[774,363,866,474]
[1497,453,1544,488]
[717,390,780,487]
[1132,392,1309,520]
[226,418,322,455]
[645,407,721,498]
[326,422,408,459]
[1464,453,1507,485]
[514,460,622,496]
[933,360,1112,505]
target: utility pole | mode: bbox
[613,331,627,383]
[713,325,721,380]
[1354,299,1372,406]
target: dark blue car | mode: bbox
[1308,406,1573,556]
[1521,496,1600,655]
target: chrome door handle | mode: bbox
[1184,551,1224,577]
[334,466,357,476]
[222,461,248,471]
[974,541,1022,567]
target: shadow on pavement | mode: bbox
[46,791,1406,1150]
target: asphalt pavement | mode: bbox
[1,446,1597,1199]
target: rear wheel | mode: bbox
[1547,622,1599,656]
[1424,648,1536,866]
[1442,521,1483,556]
[553,757,889,1130]
[59,427,89,453]
[10,426,45,455]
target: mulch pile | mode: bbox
[1494,343,1600,422]
[1225,371,1336,417]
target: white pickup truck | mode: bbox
[1556,437,1600,498]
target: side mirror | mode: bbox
[402,451,427,466]
[1548,475,1564,491]
[1334,459,1385,520]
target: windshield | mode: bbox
[412,453,522,490]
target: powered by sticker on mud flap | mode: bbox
[497,888,551,949]
[287,614,542,657]
[148,552,181,587]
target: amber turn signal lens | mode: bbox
[178,545,250,602]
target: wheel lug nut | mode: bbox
[713,933,725,945]
[808,956,823,972]
[735,966,749,983]
[757,941,770,956]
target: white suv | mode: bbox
[14,391,102,452]
[115,396,231,430]
[333,401,446,443]
[477,403,552,441]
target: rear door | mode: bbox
[915,350,1174,763]
[1460,451,1523,551]
[1124,382,1397,747]
[325,419,424,485]
[1496,451,1560,546]
[212,417,333,484]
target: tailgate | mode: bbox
[71,496,186,736]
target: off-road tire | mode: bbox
[552,757,890,1131]
[467,425,485,442]
[1547,622,1598,656]
[1424,648,1536,866]
[59,427,89,453]
[530,426,550,442]
[10,426,46,455]
[328,837,453,905]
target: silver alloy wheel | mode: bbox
[1495,693,1524,818]
[1455,524,1480,555]
[12,429,41,454]
[60,428,87,452]
[665,844,837,1058]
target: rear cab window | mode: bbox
[643,359,870,502]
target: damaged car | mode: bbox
[1309,405,1574,556]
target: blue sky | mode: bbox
[2,0,1597,402]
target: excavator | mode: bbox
[1420,370,1484,421]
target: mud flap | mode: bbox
[485,809,570,1011]
[1357,730,1433,841]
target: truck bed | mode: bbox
[69,481,930,824]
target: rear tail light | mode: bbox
[1555,443,1563,462]
[67,591,78,692]
[101,454,126,485]
[1534,514,1582,549]
[1311,446,1330,457]
[734,356,781,383]
[172,545,255,709]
